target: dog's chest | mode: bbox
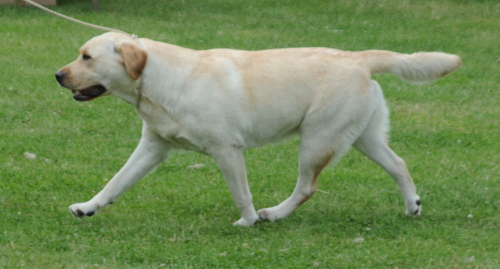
[135,98,211,153]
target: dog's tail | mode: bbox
[357,50,462,83]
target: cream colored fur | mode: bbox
[56,32,461,226]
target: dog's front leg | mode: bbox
[212,148,259,226]
[69,124,170,218]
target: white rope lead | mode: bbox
[21,0,134,37]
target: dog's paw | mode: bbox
[233,217,259,227]
[257,209,272,221]
[69,202,99,218]
[257,207,283,222]
[405,196,422,216]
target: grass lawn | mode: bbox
[1,0,499,268]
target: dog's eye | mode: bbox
[82,54,92,61]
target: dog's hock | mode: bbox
[117,41,148,80]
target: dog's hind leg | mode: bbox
[257,132,353,222]
[353,98,422,216]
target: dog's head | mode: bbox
[55,32,148,102]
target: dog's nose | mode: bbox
[55,70,66,84]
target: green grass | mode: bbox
[1,0,499,268]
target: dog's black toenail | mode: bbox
[86,211,95,217]
[76,209,85,217]
[416,200,421,206]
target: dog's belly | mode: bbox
[139,103,305,153]
[238,119,302,149]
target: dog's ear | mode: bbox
[117,42,148,80]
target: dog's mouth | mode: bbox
[72,85,107,101]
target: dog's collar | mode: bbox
[135,74,144,108]
[132,36,144,109]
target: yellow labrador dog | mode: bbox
[56,32,461,226]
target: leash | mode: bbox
[21,0,135,38]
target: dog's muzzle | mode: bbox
[55,70,107,101]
